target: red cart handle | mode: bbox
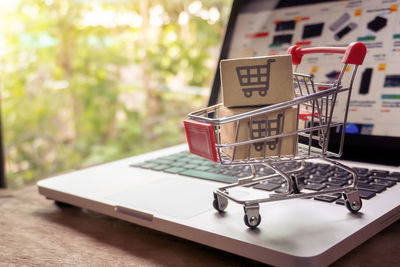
[287,42,367,66]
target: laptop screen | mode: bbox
[209,0,400,165]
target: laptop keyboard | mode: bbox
[131,151,400,205]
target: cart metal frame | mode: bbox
[184,42,367,229]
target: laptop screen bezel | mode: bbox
[208,0,400,166]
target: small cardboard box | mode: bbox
[220,54,294,107]
[218,106,298,160]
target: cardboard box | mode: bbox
[220,54,294,107]
[218,106,298,160]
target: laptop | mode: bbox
[38,0,400,266]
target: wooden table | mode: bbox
[1,184,399,266]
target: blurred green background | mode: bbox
[0,0,231,187]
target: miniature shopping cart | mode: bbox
[236,59,275,98]
[184,42,367,229]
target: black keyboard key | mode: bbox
[315,170,332,177]
[354,167,369,176]
[305,162,316,169]
[388,172,400,181]
[325,185,342,190]
[357,183,386,193]
[325,180,347,187]
[329,177,350,184]
[371,180,396,188]
[274,185,288,193]
[222,170,239,176]
[315,163,330,169]
[358,189,376,199]
[334,168,350,174]
[370,169,389,177]
[358,176,372,183]
[236,173,251,178]
[314,194,341,203]
[373,176,398,182]
[254,182,281,191]
[179,170,237,183]
[296,171,312,178]
[333,173,352,180]
[336,199,345,205]
[268,177,285,184]
[304,183,326,191]
[308,177,328,184]
[185,164,200,169]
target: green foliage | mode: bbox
[1,0,231,187]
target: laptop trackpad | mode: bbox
[107,178,223,220]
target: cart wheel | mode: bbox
[213,192,228,212]
[244,214,261,229]
[343,192,362,214]
[345,198,362,214]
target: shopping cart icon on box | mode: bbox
[236,59,276,98]
[250,113,283,152]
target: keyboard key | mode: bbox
[151,164,170,171]
[274,185,288,193]
[388,172,400,181]
[138,162,159,169]
[315,163,330,169]
[304,183,326,191]
[335,168,350,174]
[221,170,239,176]
[308,177,328,184]
[164,167,186,174]
[325,185,342,190]
[185,164,199,169]
[268,177,285,184]
[179,170,237,183]
[152,158,174,165]
[254,182,281,191]
[357,183,386,193]
[328,177,350,184]
[370,170,389,176]
[336,199,345,205]
[325,180,347,187]
[354,167,369,175]
[314,194,341,203]
[315,170,332,176]
[358,176,372,183]
[208,167,224,174]
[170,161,188,167]
[371,180,396,188]
[194,165,212,171]
[373,176,398,182]
[236,173,251,178]
[333,173,352,180]
[358,189,376,199]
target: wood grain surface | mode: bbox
[1,184,399,266]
